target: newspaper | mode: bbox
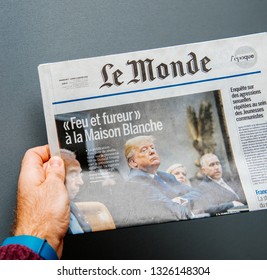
[38,32,267,234]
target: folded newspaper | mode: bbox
[38,32,267,234]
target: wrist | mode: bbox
[13,225,61,255]
[1,235,58,260]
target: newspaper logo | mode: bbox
[231,46,257,68]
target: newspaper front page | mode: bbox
[38,32,267,234]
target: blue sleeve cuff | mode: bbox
[1,235,58,260]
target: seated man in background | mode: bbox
[196,153,247,215]
[123,135,205,223]
[61,149,115,233]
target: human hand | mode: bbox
[232,201,244,207]
[172,196,188,205]
[13,145,70,258]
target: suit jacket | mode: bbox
[114,169,193,228]
[195,176,245,215]
[128,169,206,214]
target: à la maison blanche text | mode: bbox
[63,112,163,144]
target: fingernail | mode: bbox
[49,156,63,167]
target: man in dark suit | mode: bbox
[61,149,116,233]
[196,153,247,215]
[61,149,92,234]
[122,136,204,226]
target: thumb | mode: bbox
[46,156,65,182]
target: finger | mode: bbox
[45,156,66,183]
[22,145,50,168]
[18,145,50,187]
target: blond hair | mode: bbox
[166,163,187,175]
[124,135,155,163]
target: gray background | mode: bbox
[1,0,267,259]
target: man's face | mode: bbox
[201,155,222,180]
[65,161,84,200]
[129,141,160,174]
